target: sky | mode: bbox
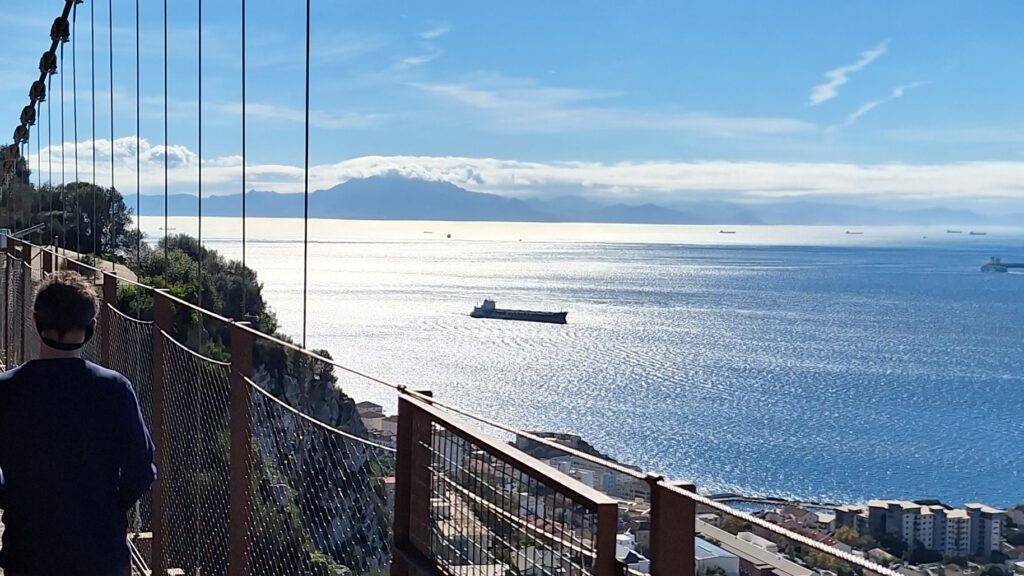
[2,1,1024,214]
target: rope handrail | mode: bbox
[107,301,154,325]
[670,483,901,576]
[158,328,231,368]
[244,375,396,453]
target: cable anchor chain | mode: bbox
[20,105,37,127]
[13,125,29,145]
[50,17,71,44]
[39,51,58,77]
[30,80,47,104]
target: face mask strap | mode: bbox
[36,322,93,352]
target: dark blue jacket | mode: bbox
[0,358,156,576]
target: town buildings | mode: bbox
[865,500,1004,559]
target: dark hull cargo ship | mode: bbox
[470,299,568,324]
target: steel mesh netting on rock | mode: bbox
[108,305,155,533]
[160,330,231,576]
[245,350,394,576]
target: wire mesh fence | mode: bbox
[21,264,40,363]
[160,330,232,576]
[7,258,23,366]
[411,405,609,576]
[109,304,156,534]
[247,350,395,576]
[80,281,104,364]
[1,258,8,366]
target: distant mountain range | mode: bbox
[137,175,1010,226]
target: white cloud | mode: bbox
[25,139,1024,204]
[419,24,451,40]
[216,101,388,130]
[413,75,814,137]
[809,40,890,106]
[831,81,925,130]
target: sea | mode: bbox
[139,217,1024,507]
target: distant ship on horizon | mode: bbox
[470,299,568,324]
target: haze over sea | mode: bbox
[141,217,1023,507]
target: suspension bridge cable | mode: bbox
[92,0,98,254]
[48,75,53,245]
[36,101,42,199]
[60,40,65,250]
[109,0,116,258]
[198,0,204,309]
[73,2,80,252]
[163,0,169,279]
[241,0,248,317]
[302,0,311,347]
[135,0,142,278]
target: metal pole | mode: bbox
[101,272,117,366]
[595,499,621,576]
[22,259,34,363]
[648,476,697,576]
[150,289,173,576]
[228,321,254,576]
[391,395,436,575]
[42,248,53,275]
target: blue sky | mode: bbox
[3,1,1024,212]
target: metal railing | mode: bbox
[0,234,902,576]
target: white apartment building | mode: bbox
[867,500,1003,559]
[966,504,1005,557]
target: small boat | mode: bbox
[470,299,567,324]
[845,231,864,235]
[946,230,963,234]
[969,231,987,236]
[719,230,736,234]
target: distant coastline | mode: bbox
[136,175,1020,227]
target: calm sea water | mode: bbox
[140,217,1024,506]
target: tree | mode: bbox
[722,515,752,535]
[1,177,138,257]
[835,526,860,547]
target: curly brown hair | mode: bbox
[33,271,99,335]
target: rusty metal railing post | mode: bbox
[391,394,434,575]
[101,272,117,366]
[647,476,696,576]
[42,248,52,275]
[149,290,173,576]
[595,499,620,576]
[21,259,33,364]
[228,321,255,576]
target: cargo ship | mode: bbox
[470,299,568,324]
[981,257,1022,272]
